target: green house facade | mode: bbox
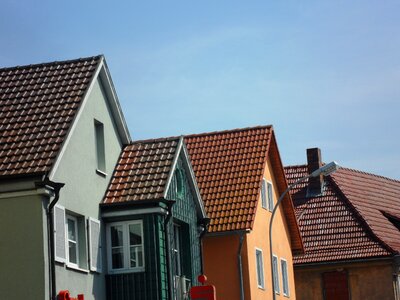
[101,137,208,300]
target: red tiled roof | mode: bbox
[0,56,101,177]
[284,165,397,264]
[185,126,303,253]
[103,137,180,204]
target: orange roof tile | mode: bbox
[0,56,101,177]
[284,164,397,264]
[185,126,303,253]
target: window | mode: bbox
[94,120,106,173]
[255,248,264,289]
[261,179,267,209]
[281,259,289,296]
[273,255,280,294]
[176,169,185,199]
[66,215,79,267]
[267,181,274,211]
[261,179,274,211]
[107,220,144,273]
[173,224,182,276]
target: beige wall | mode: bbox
[295,260,396,300]
[244,156,296,299]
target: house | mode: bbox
[284,148,400,300]
[101,136,208,300]
[0,56,210,300]
[184,126,304,300]
[0,55,131,300]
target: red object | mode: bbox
[58,291,84,300]
[190,275,217,300]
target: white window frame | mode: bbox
[255,248,265,289]
[66,214,79,268]
[281,258,290,297]
[267,181,274,212]
[261,178,267,209]
[88,217,102,273]
[106,220,145,274]
[273,254,280,294]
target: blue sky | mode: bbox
[1,1,399,179]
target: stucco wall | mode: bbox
[203,234,243,299]
[245,156,296,300]
[51,77,124,300]
[0,192,48,300]
[295,260,396,300]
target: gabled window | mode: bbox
[255,248,265,289]
[261,179,267,209]
[281,258,289,296]
[273,254,280,294]
[261,178,274,211]
[94,119,106,174]
[106,220,144,273]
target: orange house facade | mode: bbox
[185,126,304,300]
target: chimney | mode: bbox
[307,148,323,196]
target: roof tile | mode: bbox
[0,56,101,177]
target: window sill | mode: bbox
[66,264,89,274]
[96,169,107,177]
[108,267,145,275]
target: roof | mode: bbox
[284,164,400,264]
[185,126,303,253]
[103,137,180,204]
[0,56,102,177]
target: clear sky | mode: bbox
[1,0,399,179]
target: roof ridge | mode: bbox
[284,164,307,169]
[0,55,103,71]
[131,135,181,145]
[184,124,273,138]
[338,166,400,184]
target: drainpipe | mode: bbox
[237,232,245,300]
[163,200,176,300]
[198,218,210,275]
[36,176,65,300]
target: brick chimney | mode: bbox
[307,148,323,196]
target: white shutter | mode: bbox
[88,218,102,272]
[54,204,66,263]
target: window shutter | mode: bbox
[54,204,66,263]
[88,218,102,272]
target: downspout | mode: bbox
[164,200,176,300]
[238,232,245,300]
[36,176,65,300]
[198,218,210,275]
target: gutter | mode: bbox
[36,176,65,300]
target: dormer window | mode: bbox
[94,120,106,174]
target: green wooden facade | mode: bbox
[105,156,204,300]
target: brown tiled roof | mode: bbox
[0,56,101,177]
[185,126,303,253]
[103,137,180,204]
[284,165,397,264]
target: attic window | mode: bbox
[94,120,106,174]
[176,169,185,199]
